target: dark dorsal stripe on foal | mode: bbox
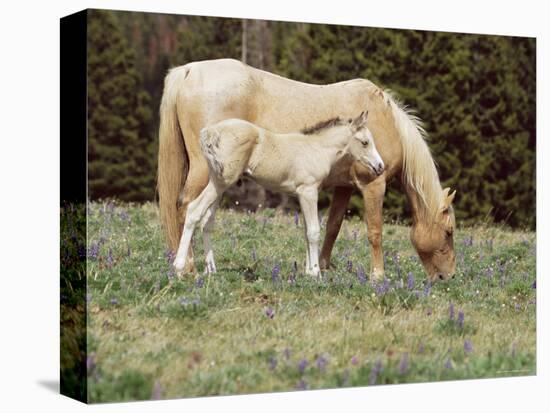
[300,117,347,135]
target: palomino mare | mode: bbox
[172,112,384,277]
[158,58,457,282]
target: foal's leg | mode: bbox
[358,175,386,280]
[301,213,311,273]
[200,200,220,274]
[174,180,220,276]
[298,186,321,277]
[319,186,353,269]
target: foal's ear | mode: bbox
[351,110,368,129]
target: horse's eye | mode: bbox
[362,141,368,147]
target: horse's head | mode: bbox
[410,188,457,282]
[346,111,385,176]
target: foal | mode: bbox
[173,111,384,277]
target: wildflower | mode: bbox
[407,272,415,290]
[86,354,96,375]
[444,357,453,369]
[294,211,300,226]
[398,353,409,375]
[457,311,465,329]
[351,355,359,366]
[449,303,455,321]
[296,379,308,390]
[423,281,432,297]
[463,236,473,247]
[283,348,292,360]
[268,356,278,371]
[464,340,474,354]
[369,360,383,385]
[110,298,118,305]
[376,278,391,296]
[88,243,100,260]
[515,303,521,311]
[346,260,353,273]
[119,210,130,222]
[356,266,367,285]
[298,358,308,374]
[251,248,257,261]
[164,249,175,264]
[531,280,536,289]
[265,307,275,319]
[195,277,204,288]
[316,355,328,372]
[271,264,281,282]
[106,248,114,266]
[352,230,358,241]
[151,381,162,400]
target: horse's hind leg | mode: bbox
[200,199,220,274]
[174,180,220,276]
[177,126,210,274]
[319,186,353,269]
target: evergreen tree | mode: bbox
[87,10,154,201]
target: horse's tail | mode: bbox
[383,90,443,217]
[157,67,189,252]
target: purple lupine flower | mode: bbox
[485,267,494,279]
[106,248,114,268]
[449,303,455,321]
[268,356,278,371]
[296,379,308,390]
[407,272,415,290]
[265,307,275,319]
[110,298,118,305]
[398,353,409,375]
[457,311,465,329]
[346,260,353,273]
[376,278,391,296]
[423,281,432,297]
[283,348,292,360]
[515,303,521,311]
[294,211,300,226]
[164,249,175,264]
[119,209,130,222]
[357,266,367,285]
[271,264,281,282]
[195,277,204,288]
[351,355,359,366]
[88,243,100,260]
[392,252,401,277]
[298,358,308,374]
[463,236,473,247]
[444,357,453,369]
[369,360,383,385]
[151,381,162,400]
[86,354,96,375]
[167,266,175,280]
[532,280,536,289]
[316,355,328,372]
[464,340,474,354]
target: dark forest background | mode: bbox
[87,9,536,229]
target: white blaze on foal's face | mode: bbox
[347,111,385,176]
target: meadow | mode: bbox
[82,201,536,402]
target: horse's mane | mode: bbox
[381,89,443,220]
[301,117,346,135]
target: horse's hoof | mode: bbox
[319,258,331,270]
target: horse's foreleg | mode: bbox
[200,200,220,275]
[359,175,386,281]
[174,180,219,277]
[298,187,320,277]
[319,186,353,269]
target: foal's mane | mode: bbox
[300,117,347,135]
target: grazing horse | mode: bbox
[173,112,384,277]
[158,58,457,282]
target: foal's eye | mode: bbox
[362,141,369,147]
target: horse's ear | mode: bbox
[441,188,456,211]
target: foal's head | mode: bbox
[345,111,385,176]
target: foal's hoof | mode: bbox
[174,262,197,278]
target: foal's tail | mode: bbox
[157,67,189,252]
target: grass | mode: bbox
[82,201,536,402]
